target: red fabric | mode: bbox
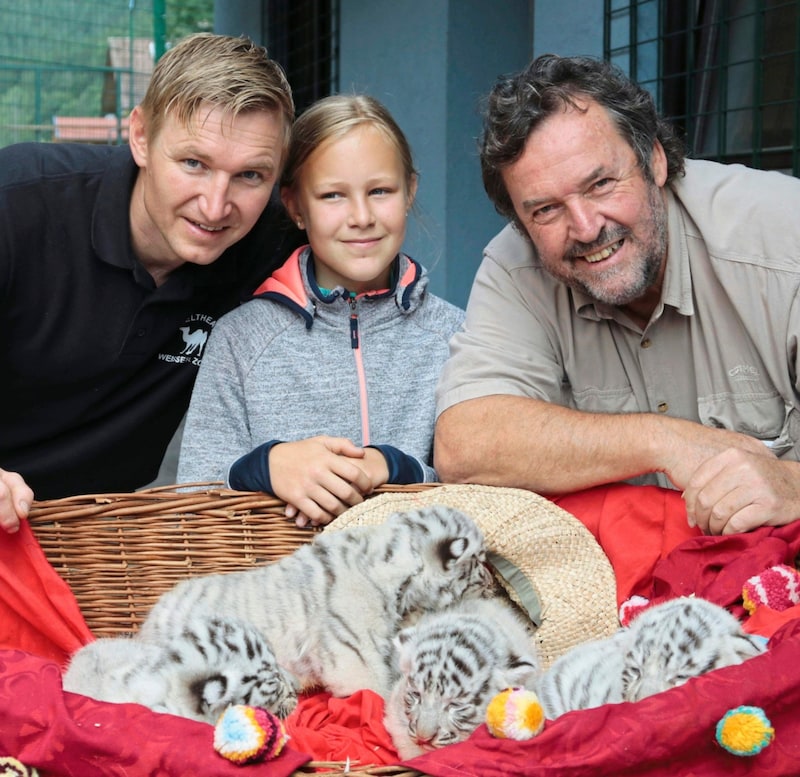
[648,524,800,615]
[745,603,800,638]
[2,483,800,777]
[553,482,702,605]
[285,690,399,766]
[0,649,310,776]
[0,522,93,665]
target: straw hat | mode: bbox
[324,483,619,667]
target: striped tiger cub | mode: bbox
[63,614,297,723]
[384,597,541,757]
[536,596,766,719]
[137,505,495,700]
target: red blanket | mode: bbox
[2,483,800,776]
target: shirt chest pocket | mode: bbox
[698,392,798,458]
[570,384,641,414]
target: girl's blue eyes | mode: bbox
[320,188,394,199]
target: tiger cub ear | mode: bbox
[388,506,487,571]
[435,535,471,569]
[493,652,540,691]
[733,632,767,659]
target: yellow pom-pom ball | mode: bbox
[486,687,545,740]
[716,706,774,756]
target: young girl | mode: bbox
[177,94,464,526]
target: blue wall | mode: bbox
[338,1,532,308]
[533,1,603,58]
[216,0,604,308]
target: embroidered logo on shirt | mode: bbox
[158,313,215,367]
[178,326,208,356]
[728,364,760,382]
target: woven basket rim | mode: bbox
[26,483,441,639]
[28,482,437,520]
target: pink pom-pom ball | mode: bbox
[742,564,800,615]
[619,595,651,627]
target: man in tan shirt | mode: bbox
[435,54,800,536]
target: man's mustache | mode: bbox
[565,226,631,260]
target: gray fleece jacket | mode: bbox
[177,246,465,487]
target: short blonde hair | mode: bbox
[139,33,294,149]
[281,94,417,195]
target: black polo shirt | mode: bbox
[0,142,302,498]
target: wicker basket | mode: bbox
[27,482,435,777]
[28,482,439,636]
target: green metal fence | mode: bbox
[605,0,800,176]
[0,0,213,148]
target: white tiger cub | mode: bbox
[384,597,540,758]
[534,631,629,718]
[63,614,298,722]
[537,596,766,718]
[138,506,495,699]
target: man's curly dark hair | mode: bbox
[480,54,686,231]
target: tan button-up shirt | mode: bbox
[437,159,800,486]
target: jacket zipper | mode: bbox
[349,297,371,445]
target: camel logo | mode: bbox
[179,326,208,356]
[158,313,215,367]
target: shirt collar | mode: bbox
[92,147,138,272]
[661,186,695,316]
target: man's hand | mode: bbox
[658,419,773,490]
[0,469,33,534]
[682,447,800,535]
[270,436,374,528]
[657,419,800,534]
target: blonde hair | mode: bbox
[281,94,417,195]
[139,33,294,148]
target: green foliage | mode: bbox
[0,0,214,147]
[167,0,214,43]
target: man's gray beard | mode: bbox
[567,184,667,306]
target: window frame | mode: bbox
[604,0,800,176]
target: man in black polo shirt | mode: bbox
[0,33,303,530]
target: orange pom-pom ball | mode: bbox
[486,687,545,740]
[716,706,774,756]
